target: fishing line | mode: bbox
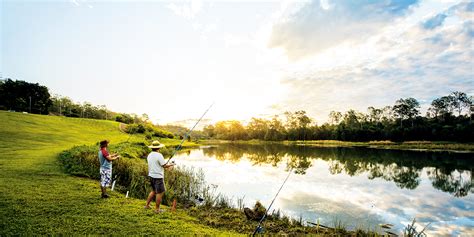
[164,102,214,165]
[250,118,309,235]
[252,166,294,236]
[116,103,213,198]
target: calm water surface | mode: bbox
[174,144,473,236]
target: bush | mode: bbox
[59,142,211,205]
[125,123,174,139]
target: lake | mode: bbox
[174,143,473,236]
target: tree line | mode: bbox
[2,79,472,142]
[0,78,149,123]
[203,92,473,142]
[0,78,183,139]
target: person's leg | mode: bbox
[100,169,109,198]
[101,169,111,198]
[155,192,164,211]
[145,191,155,208]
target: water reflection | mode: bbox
[201,144,473,197]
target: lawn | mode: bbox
[0,111,238,235]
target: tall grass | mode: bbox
[58,142,219,206]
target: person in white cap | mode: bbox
[144,140,175,213]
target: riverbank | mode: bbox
[200,139,474,153]
[0,111,236,235]
[0,111,376,235]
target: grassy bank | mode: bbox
[58,142,363,235]
[0,111,236,235]
[202,139,474,152]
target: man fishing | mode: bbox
[145,140,175,213]
[98,140,120,198]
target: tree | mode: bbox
[0,79,52,114]
[203,125,215,138]
[470,96,474,121]
[381,106,394,123]
[428,96,452,119]
[367,107,382,123]
[328,111,342,125]
[392,98,420,128]
[228,121,247,140]
[141,113,149,122]
[343,110,360,130]
[285,111,311,140]
[450,91,471,116]
[214,121,230,140]
[265,116,285,141]
[247,118,269,140]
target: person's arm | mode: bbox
[102,149,119,161]
[158,154,174,169]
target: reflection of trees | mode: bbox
[428,168,473,197]
[328,158,421,189]
[202,144,312,174]
[391,167,420,189]
[201,144,473,197]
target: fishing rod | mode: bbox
[164,102,214,165]
[252,166,294,236]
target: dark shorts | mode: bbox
[150,177,166,194]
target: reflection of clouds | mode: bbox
[175,148,474,235]
[279,192,383,230]
[427,218,474,236]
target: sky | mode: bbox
[1,0,473,126]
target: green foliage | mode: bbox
[0,78,52,114]
[206,92,473,142]
[0,111,236,235]
[161,124,209,140]
[114,113,135,124]
[125,123,174,139]
[59,142,209,204]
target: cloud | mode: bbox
[268,0,419,60]
[69,0,93,8]
[423,13,447,29]
[70,0,79,6]
[271,1,474,122]
[422,2,473,30]
[167,0,202,20]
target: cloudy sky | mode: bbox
[2,0,473,125]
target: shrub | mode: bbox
[125,123,174,139]
[59,142,212,205]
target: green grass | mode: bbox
[0,111,238,235]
